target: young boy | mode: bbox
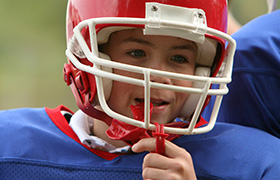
[1,0,280,179]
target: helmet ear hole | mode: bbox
[179,67,211,118]
[75,71,90,94]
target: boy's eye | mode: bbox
[128,50,146,58]
[171,55,188,64]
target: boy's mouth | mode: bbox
[135,98,169,107]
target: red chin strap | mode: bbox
[106,102,154,145]
[105,102,192,155]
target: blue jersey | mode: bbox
[203,10,280,138]
[1,106,280,179]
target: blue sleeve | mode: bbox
[203,10,280,138]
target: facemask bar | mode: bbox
[267,0,277,13]
[66,7,236,135]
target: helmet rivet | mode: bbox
[151,5,158,12]
[198,12,203,18]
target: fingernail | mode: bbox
[132,143,138,152]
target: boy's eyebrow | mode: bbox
[171,43,197,52]
[121,37,197,52]
[121,37,154,46]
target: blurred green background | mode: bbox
[0,0,279,111]
[0,0,75,110]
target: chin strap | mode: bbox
[106,102,169,155]
[106,102,153,145]
[105,102,196,155]
[152,122,168,155]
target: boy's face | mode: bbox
[101,28,197,124]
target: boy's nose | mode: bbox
[150,74,172,85]
[147,58,172,85]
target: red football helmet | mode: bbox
[64,0,236,135]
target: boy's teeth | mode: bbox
[135,98,167,106]
[152,102,161,106]
[151,100,166,106]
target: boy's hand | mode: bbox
[132,138,197,180]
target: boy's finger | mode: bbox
[132,138,157,153]
[132,138,190,159]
